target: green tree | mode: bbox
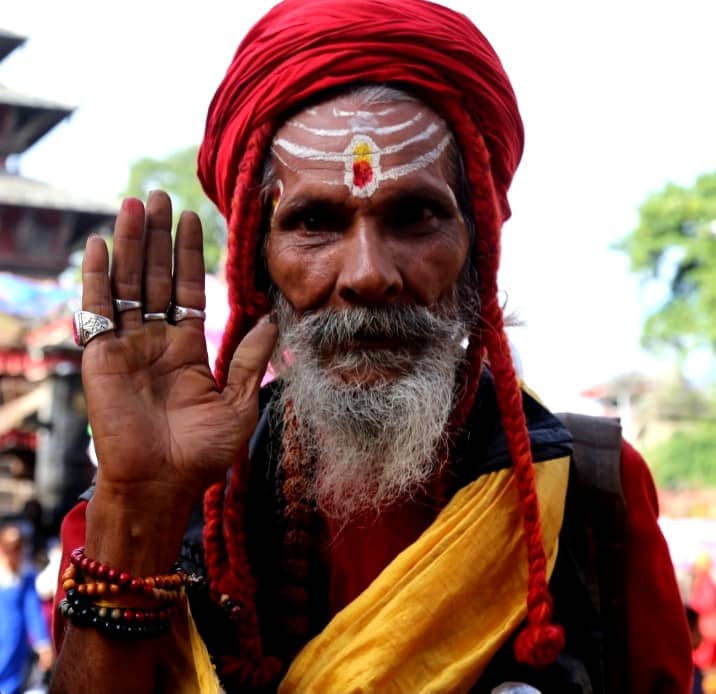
[619,172,716,490]
[123,146,225,272]
[618,172,716,357]
[647,420,716,489]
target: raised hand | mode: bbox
[78,191,276,567]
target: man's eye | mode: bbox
[390,204,440,228]
[300,213,328,232]
[282,205,342,233]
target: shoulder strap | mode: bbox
[556,413,622,496]
[555,412,628,694]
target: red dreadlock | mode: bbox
[445,105,565,665]
[203,122,282,687]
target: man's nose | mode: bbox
[336,224,403,305]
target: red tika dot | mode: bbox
[353,161,373,188]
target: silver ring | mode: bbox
[143,312,168,321]
[112,299,142,313]
[73,310,115,347]
[168,304,206,322]
[113,298,143,313]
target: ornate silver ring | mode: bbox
[168,304,206,323]
[73,310,115,347]
[113,298,143,313]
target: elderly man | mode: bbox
[50,1,691,692]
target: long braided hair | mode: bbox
[197,1,565,686]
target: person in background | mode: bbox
[687,605,705,694]
[36,539,63,636]
[0,523,54,694]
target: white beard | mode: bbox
[273,292,475,522]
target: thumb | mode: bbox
[223,315,278,411]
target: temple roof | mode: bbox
[0,29,26,63]
[0,172,118,215]
[0,84,74,156]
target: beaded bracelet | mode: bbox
[62,565,183,605]
[60,588,177,639]
[66,547,186,596]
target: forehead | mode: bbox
[270,94,454,198]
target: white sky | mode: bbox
[3,0,715,412]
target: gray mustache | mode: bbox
[295,305,461,351]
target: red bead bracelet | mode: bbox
[67,547,186,595]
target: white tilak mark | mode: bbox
[332,107,396,117]
[287,112,425,137]
[270,146,293,170]
[269,146,343,184]
[382,134,453,180]
[273,122,441,162]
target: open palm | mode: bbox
[80,192,276,511]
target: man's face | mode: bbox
[265,94,471,383]
[263,92,475,518]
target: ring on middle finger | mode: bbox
[143,312,168,322]
[113,298,143,313]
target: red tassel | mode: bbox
[513,621,565,668]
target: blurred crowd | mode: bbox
[0,506,59,694]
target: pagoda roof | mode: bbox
[0,171,118,215]
[0,84,74,155]
[0,29,26,62]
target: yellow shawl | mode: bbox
[170,455,569,693]
[280,455,569,693]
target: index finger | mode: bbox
[82,235,113,320]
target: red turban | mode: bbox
[198,0,523,222]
